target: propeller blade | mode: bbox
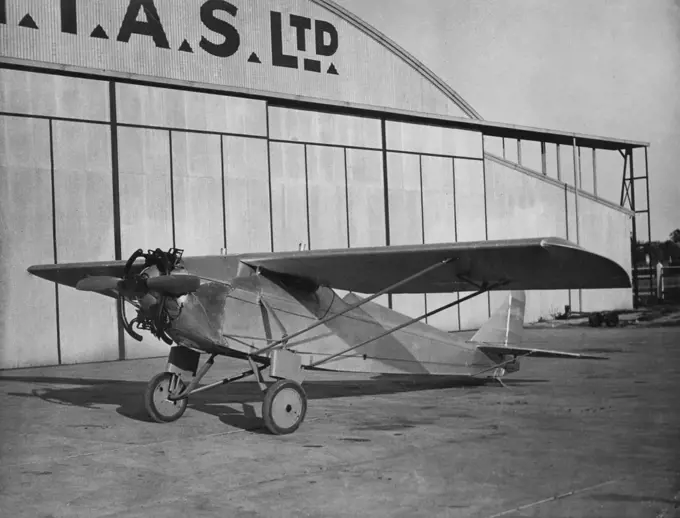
[146,275,201,296]
[76,276,122,292]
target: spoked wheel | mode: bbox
[144,372,188,423]
[262,379,307,435]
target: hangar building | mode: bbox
[0,0,650,369]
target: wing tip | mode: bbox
[539,237,632,289]
[539,237,581,250]
[27,263,55,281]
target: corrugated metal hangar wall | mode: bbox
[0,0,635,369]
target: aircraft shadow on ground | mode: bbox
[0,374,547,433]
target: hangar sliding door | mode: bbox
[268,107,386,304]
[223,136,271,254]
[53,121,118,364]
[0,69,115,368]
[0,116,59,368]
[384,121,485,330]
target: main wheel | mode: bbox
[262,379,307,435]
[588,313,603,327]
[605,313,619,327]
[144,372,188,423]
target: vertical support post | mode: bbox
[578,146,583,190]
[418,155,427,319]
[644,147,651,244]
[109,82,125,361]
[592,148,598,197]
[571,139,580,245]
[564,184,571,311]
[168,129,176,248]
[265,102,275,253]
[380,118,392,309]
[303,144,311,250]
[481,136,491,318]
[220,137,227,251]
[619,150,628,207]
[517,139,522,165]
[629,148,639,307]
[48,119,62,365]
[541,141,547,175]
[644,146,653,299]
[502,137,506,159]
[572,138,582,312]
[556,144,562,181]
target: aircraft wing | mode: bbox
[476,345,608,360]
[26,256,225,296]
[27,237,630,296]
[239,237,630,293]
[27,259,133,291]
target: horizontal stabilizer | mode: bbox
[478,345,608,360]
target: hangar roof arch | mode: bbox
[312,0,482,119]
[0,0,479,118]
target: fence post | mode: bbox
[656,262,663,301]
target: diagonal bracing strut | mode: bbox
[251,258,456,357]
[306,280,508,369]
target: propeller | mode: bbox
[147,275,201,296]
[76,273,201,297]
[76,247,196,345]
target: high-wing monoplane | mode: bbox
[27,237,630,434]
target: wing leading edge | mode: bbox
[239,237,630,294]
[27,237,630,297]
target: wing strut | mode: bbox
[306,280,508,370]
[251,257,456,356]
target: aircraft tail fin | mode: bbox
[470,291,609,367]
[469,290,525,346]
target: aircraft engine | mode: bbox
[76,247,201,345]
[122,248,200,344]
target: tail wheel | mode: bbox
[144,372,188,423]
[262,379,307,435]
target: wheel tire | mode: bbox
[588,313,603,327]
[262,379,307,435]
[144,372,188,423]
[605,313,619,327]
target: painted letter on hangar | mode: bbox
[0,0,478,118]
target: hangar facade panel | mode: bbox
[0,116,59,368]
[0,1,642,368]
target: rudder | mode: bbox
[469,291,526,346]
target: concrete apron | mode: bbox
[0,327,679,517]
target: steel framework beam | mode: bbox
[619,147,654,307]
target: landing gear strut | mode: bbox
[144,346,308,435]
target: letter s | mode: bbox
[200,0,240,58]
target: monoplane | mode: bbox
[28,237,630,434]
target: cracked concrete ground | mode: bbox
[1,327,679,517]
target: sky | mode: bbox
[336,0,680,241]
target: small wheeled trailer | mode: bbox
[587,311,620,328]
